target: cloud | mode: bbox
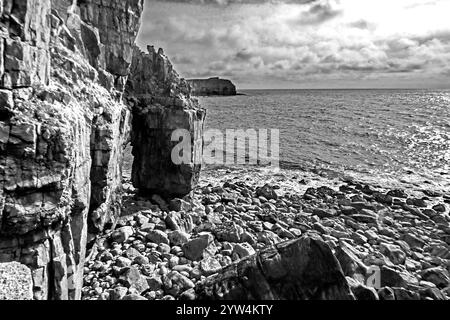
[292,0,342,25]
[171,55,198,64]
[348,19,376,30]
[138,0,450,88]
[150,0,318,5]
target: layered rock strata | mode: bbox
[0,0,144,300]
[126,46,206,197]
[187,77,237,96]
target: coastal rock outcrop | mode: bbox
[0,0,144,300]
[187,77,237,96]
[126,46,206,197]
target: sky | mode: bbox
[136,0,450,89]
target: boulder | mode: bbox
[166,211,194,233]
[169,198,192,212]
[146,230,170,245]
[351,284,379,300]
[199,257,222,276]
[214,222,244,243]
[183,233,216,261]
[111,227,134,244]
[119,267,149,294]
[233,243,256,259]
[194,237,355,300]
[335,242,368,277]
[380,266,418,288]
[122,294,147,300]
[163,271,195,297]
[169,230,191,247]
[256,184,278,200]
[380,243,406,265]
[421,268,450,288]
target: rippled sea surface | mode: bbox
[199,89,450,191]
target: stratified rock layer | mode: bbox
[188,77,236,96]
[126,46,206,197]
[194,236,355,300]
[0,0,144,300]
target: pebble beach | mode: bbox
[81,166,450,300]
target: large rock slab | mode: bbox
[188,77,237,96]
[194,236,355,300]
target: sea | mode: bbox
[198,89,450,192]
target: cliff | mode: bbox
[187,77,237,96]
[0,0,205,300]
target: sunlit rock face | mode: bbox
[188,77,237,96]
[126,46,206,198]
[0,0,143,300]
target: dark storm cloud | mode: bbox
[411,30,450,45]
[234,50,255,61]
[298,1,341,24]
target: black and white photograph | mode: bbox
[0,0,449,309]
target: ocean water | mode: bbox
[199,89,450,192]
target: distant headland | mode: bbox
[188,77,237,96]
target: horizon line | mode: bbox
[236,87,450,91]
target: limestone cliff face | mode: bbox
[0,0,144,300]
[126,46,206,197]
[188,77,237,96]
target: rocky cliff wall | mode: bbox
[188,77,236,96]
[126,46,206,197]
[0,0,144,300]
